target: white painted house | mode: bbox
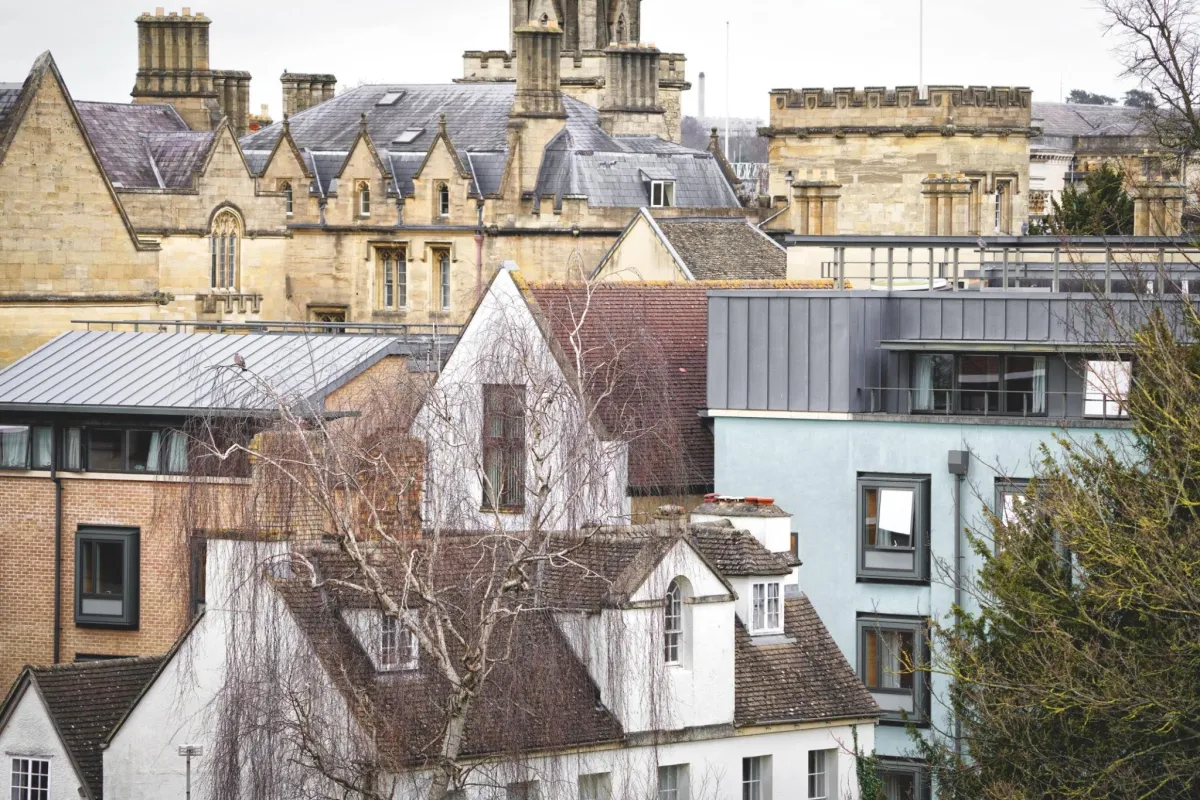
[0,515,879,800]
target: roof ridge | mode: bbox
[29,655,166,675]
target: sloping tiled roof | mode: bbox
[688,522,798,576]
[26,657,164,798]
[735,597,879,726]
[0,331,431,415]
[522,281,712,492]
[74,101,203,189]
[656,218,786,280]
[1032,102,1148,138]
[0,83,21,140]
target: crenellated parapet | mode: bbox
[764,85,1034,138]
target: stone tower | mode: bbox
[510,3,567,194]
[131,8,251,135]
[511,0,640,53]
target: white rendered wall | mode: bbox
[0,686,84,800]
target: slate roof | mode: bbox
[0,331,430,416]
[239,83,738,208]
[735,597,879,726]
[521,280,713,492]
[74,101,211,189]
[0,83,21,140]
[655,217,786,280]
[14,657,164,799]
[1031,102,1153,153]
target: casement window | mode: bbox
[0,425,52,470]
[807,749,836,800]
[209,209,241,290]
[380,615,418,671]
[650,180,675,208]
[858,474,930,582]
[657,764,688,800]
[81,428,188,474]
[664,578,684,664]
[435,249,452,310]
[1084,359,1131,418]
[378,249,408,310]
[750,581,782,634]
[995,478,1030,529]
[280,180,294,215]
[358,181,371,216]
[912,353,1046,415]
[579,773,613,800]
[10,757,50,800]
[876,759,930,800]
[482,384,526,511]
[994,179,1013,234]
[437,183,451,218]
[506,781,539,800]
[858,616,929,723]
[75,527,139,629]
[742,756,771,800]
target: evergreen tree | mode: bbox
[1047,163,1135,236]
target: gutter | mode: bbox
[52,427,63,664]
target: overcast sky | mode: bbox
[1,0,1137,121]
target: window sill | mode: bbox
[479,507,526,515]
[856,575,930,586]
[75,618,140,631]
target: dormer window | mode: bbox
[750,581,782,634]
[358,181,371,216]
[650,180,675,208]
[380,615,418,671]
[437,183,451,218]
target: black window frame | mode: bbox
[74,526,140,630]
[857,473,931,583]
[83,427,189,475]
[857,614,930,725]
[875,757,931,800]
[0,424,53,471]
[910,353,1048,417]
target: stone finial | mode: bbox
[439,112,448,135]
[282,112,289,132]
[359,112,368,132]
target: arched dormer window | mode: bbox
[209,210,241,290]
[437,183,451,218]
[664,577,690,665]
[358,181,371,217]
[280,181,293,215]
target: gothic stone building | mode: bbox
[0,4,740,366]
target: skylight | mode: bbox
[376,90,405,107]
[392,129,424,145]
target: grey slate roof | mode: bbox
[19,657,164,799]
[239,83,739,208]
[1033,102,1148,138]
[74,101,208,189]
[0,331,418,415]
[656,217,786,280]
[0,83,21,138]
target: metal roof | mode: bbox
[0,331,413,416]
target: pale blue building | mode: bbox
[705,287,1135,798]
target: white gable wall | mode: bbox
[0,685,84,800]
[415,269,630,531]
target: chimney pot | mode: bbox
[182,6,190,14]
[155,7,164,15]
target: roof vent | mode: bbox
[392,129,424,145]
[376,89,405,107]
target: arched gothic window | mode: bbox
[358,181,371,216]
[437,183,451,218]
[209,210,241,290]
[664,578,684,664]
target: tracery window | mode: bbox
[209,210,241,290]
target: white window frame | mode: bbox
[578,772,612,800]
[807,749,836,800]
[379,614,418,672]
[436,250,452,311]
[650,180,675,208]
[664,579,683,664]
[438,183,451,217]
[1084,359,1131,418]
[10,757,50,800]
[657,764,688,800]
[750,581,782,634]
[742,755,771,800]
[281,180,293,215]
[358,181,371,217]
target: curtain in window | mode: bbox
[913,355,934,411]
[166,431,188,473]
[33,428,52,469]
[0,426,28,468]
[146,431,161,473]
[1031,356,1047,414]
[63,427,82,470]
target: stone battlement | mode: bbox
[768,85,1033,132]
[461,48,686,87]
[136,8,209,21]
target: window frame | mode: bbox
[379,614,419,672]
[437,183,451,218]
[910,353,1047,417]
[807,749,835,800]
[750,580,783,635]
[657,764,689,800]
[377,248,408,311]
[10,757,51,800]
[435,249,452,311]
[481,384,526,512]
[280,180,294,215]
[876,758,931,800]
[74,526,140,630]
[650,180,675,208]
[664,578,684,665]
[742,755,771,800]
[209,209,241,290]
[578,773,613,800]
[358,181,371,216]
[857,474,930,583]
[857,615,929,724]
[1083,358,1131,418]
[80,427,187,475]
[0,425,53,471]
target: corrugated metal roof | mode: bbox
[0,331,410,415]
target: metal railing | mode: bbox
[72,319,464,341]
[863,386,1129,420]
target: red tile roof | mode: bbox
[521,280,712,493]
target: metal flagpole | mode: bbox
[919,0,924,90]
[725,20,731,161]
